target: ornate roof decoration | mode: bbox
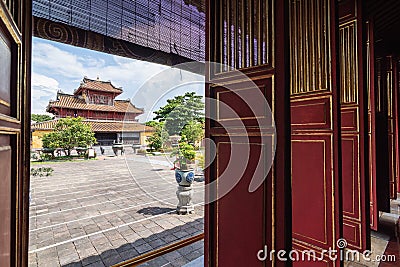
[47,94,144,114]
[74,77,123,95]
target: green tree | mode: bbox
[153,92,204,135]
[42,117,96,156]
[145,121,160,127]
[181,120,204,145]
[147,122,169,151]
[32,114,53,123]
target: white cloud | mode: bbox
[31,73,60,114]
[31,39,204,121]
[33,42,85,78]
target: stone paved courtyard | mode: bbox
[28,151,204,267]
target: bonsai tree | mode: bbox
[171,136,196,170]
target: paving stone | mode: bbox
[81,255,102,266]
[119,248,140,261]
[163,250,183,262]
[101,254,123,266]
[115,243,133,254]
[143,255,169,266]
[170,256,190,267]
[37,259,60,267]
[148,238,167,249]
[135,243,153,254]
[184,249,203,262]
[29,156,205,267]
[84,261,105,267]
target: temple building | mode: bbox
[31,77,154,148]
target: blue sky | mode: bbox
[32,37,204,122]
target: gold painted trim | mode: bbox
[216,86,270,122]
[343,220,362,250]
[292,139,328,245]
[291,102,330,126]
[0,98,11,107]
[0,113,20,124]
[289,0,332,95]
[209,73,274,87]
[341,107,359,132]
[0,3,21,44]
[339,20,358,104]
[342,137,356,217]
[0,126,20,132]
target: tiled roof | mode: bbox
[47,94,144,114]
[31,119,155,133]
[75,77,123,94]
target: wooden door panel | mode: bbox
[338,0,369,251]
[366,20,378,230]
[0,135,12,267]
[375,58,391,212]
[214,138,272,266]
[396,59,400,194]
[290,0,340,265]
[206,0,291,266]
[0,25,12,116]
[206,74,282,267]
[292,135,334,247]
[0,1,31,266]
[385,56,397,199]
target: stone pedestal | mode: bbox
[176,185,194,214]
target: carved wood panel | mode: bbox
[0,0,31,266]
[206,1,291,266]
[290,0,331,95]
[338,0,369,251]
[290,0,340,265]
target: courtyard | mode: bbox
[28,150,205,267]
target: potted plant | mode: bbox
[171,137,196,186]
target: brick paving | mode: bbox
[28,151,204,267]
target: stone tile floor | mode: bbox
[28,152,204,267]
[345,194,400,267]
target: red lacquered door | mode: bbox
[396,59,400,195]
[205,0,291,266]
[290,0,341,266]
[366,20,379,231]
[338,0,370,251]
[385,56,398,199]
[0,0,31,266]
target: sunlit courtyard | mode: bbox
[28,150,204,267]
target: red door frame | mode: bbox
[366,20,378,231]
[385,55,399,199]
[290,0,341,266]
[205,0,291,266]
[338,0,370,251]
[396,58,400,195]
